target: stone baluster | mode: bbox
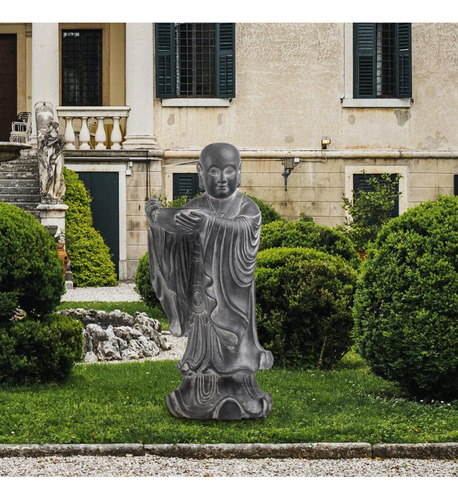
[95,117,106,150]
[79,117,91,150]
[111,116,122,150]
[64,117,76,150]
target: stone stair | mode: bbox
[0,156,41,217]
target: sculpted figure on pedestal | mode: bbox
[35,102,66,202]
[146,143,273,420]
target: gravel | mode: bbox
[0,456,456,477]
[62,282,141,303]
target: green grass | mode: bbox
[0,360,456,445]
[57,301,168,329]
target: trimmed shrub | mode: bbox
[135,252,160,309]
[0,202,64,319]
[245,194,284,224]
[353,195,458,400]
[0,314,83,385]
[63,168,117,287]
[255,247,357,369]
[260,220,360,269]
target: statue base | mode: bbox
[166,372,272,420]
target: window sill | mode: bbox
[161,98,231,108]
[342,98,412,108]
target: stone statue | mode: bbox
[146,143,273,420]
[35,102,66,202]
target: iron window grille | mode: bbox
[175,23,216,97]
[62,29,102,106]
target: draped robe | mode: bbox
[147,190,272,377]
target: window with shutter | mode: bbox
[173,173,202,199]
[155,23,235,99]
[353,23,412,99]
[353,173,400,218]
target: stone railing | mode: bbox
[56,106,130,151]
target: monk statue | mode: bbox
[146,142,273,420]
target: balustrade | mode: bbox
[56,106,130,151]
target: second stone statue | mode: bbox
[145,142,273,420]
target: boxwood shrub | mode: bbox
[0,202,64,320]
[63,168,117,287]
[135,251,161,309]
[0,314,83,385]
[353,195,458,400]
[255,247,357,369]
[260,220,360,269]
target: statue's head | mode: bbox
[197,143,241,199]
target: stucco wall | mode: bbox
[153,23,458,152]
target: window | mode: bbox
[353,173,400,218]
[155,23,235,99]
[455,175,458,196]
[353,23,412,99]
[62,29,102,106]
[173,173,202,199]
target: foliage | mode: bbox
[0,314,83,385]
[260,219,360,269]
[0,202,64,320]
[353,195,458,401]
[342,172,401,250]
[245,194,284,224]
[134,253,161,310]
[0,361,456,444]
[255,247,357,370]
[63,168,117,287]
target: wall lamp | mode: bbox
[282,157,300,191]
[321,137,331,150]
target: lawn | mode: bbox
[0,358,456,445]
[3,299,453,445]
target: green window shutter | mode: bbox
[155,23,176,98]
[215,23,236,98]
[395,23,412,98]
[353,174,400,218]
[454,175,458,196]
[173,173,202,199]
[353,23,377,98]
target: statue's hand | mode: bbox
[174,210,210,233]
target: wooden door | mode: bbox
[0,35,17,142]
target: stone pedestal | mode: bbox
[37,202,73,289]
[167,372,272,421]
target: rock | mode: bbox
[59,308,172,363]
[84,351,98,363]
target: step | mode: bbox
[0,193,41,203]
[0,171,39,180]
[0,186,41,195]
[0,179,39,188]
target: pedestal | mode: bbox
[166,372,273,420]
[37,202,73,289]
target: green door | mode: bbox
[78,172,119,276]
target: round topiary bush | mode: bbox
[260,220,360,269]
[63,168,117,287]
[255,247,357,369]
[0,314,83,385]
[135,252,161,309]
[353,195,458,400]
[0,202,65,320]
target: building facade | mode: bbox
[0,22,457,279]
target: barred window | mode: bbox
[62,29,102,106]
[155,23,235,99]
[353,23,411,99]
[176,23,216,97]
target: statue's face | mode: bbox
[199,145,241,199]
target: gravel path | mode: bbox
[0,456,456,477]
[62,282,141,303]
